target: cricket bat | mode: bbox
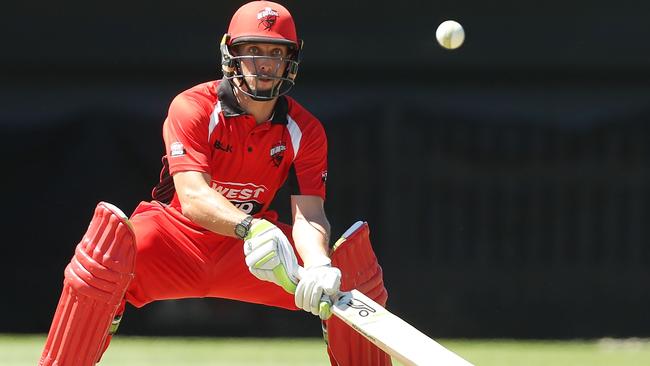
[298,221,474,365]
[328,289,475,366]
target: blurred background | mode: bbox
[2,0,649,341]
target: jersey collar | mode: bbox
[217,79,288,125]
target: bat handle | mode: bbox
[319,294,333,320]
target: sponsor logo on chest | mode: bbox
[210,181,267,214]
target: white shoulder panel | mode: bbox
[208,101,222,141]
[286,115,302,161]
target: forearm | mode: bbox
[178,184,249,237]
[292,214,330,268]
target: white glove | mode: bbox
[295,263,341,319]
[243,219,300,294]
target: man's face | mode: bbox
[233,42,290,94]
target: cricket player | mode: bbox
[40,1,390,365]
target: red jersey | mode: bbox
[152,79,327,223]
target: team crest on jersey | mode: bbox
[321,170,328,183]
[270,141,286,167]
[257,7,279,30]
[170,142,185,157]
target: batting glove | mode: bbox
[295,262,341,320]
[243,219,300,294]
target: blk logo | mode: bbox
[215,140,233,152]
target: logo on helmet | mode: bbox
[257,7,279,30]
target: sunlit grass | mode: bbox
[3,334,650,366]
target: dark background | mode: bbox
[2,0,649,339]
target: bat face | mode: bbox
[331,290,474,366]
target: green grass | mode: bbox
[4,334,650,366]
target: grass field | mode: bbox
[4,334,650,366]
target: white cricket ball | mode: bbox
[436,20,465,50]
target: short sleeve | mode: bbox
[292,120,327,200]
[162,94,212,175]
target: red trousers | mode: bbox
[123,201,391,366]
[124,201,298,310]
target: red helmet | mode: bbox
[228,1,298,48]
[220,1,303,101]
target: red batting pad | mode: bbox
[40,202,136,366]
[326,223,391,366]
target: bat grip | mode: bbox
[319,294,333,319]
